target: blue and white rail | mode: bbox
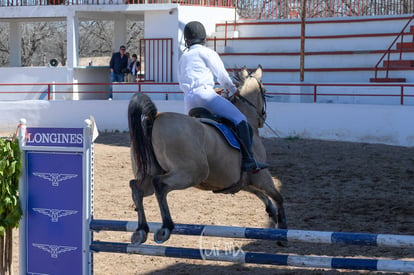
[90,241,414,273]
[90,219,414,248]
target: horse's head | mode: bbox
[234,65,267,129]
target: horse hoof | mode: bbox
[154,228,171,243]
[278,222,288,230]
[277,240,288,247]
[131,229,147,244]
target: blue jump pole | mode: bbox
[90,219,414,248]
[90,241,414,273]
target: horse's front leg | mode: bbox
[152,175,174,243]
[129,179,149,244]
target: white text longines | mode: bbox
[27,133,83,144]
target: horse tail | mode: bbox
[128,93,158,179]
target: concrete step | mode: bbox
[215,17,413,37]
[206,35,404,54]
[397,42,414,50]
[383,60,414,68]
[251,68,414,83]
[220,52,402,69]
[219,51,414,70]
[370,77,406,83]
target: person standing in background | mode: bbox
[125,52,132,76]
[109,45,128,99]
[128,54,141,82]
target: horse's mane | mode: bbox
[229,66,250,90]
[230,70,242,89]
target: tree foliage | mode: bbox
[237,0,414,19]
[0,23,9,66]
[79,20,114,58]
[0,137,22,275]
[0,19,144,66]
[0,1,411,65]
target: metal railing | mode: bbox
[373,14,414,80]
[1,82,413,105]
[264,82,414,105]
[1,0,413,19]
[236,0,414,20]
[139,38,173,83]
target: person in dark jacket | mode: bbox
[128,54,141,82]
[109,45,128,99]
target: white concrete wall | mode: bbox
[0,67,113,100]
[142,6,235,82]
[222,15,412,37]
[73,67,111,100]
[113,83,183,100]
[176,7,236,81]
[262,102,414,146]
[144,10,178,82]
[1,100,413,147]
[0,67,72,100]
[212,15,414,83]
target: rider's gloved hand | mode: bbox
[215,87,238,100]
[214,87,224,95]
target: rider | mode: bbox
[177,21,268,172]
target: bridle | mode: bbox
[233,75,267,123]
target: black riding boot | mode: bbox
[235,121,269,172]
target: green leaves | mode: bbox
[0,138,22,237]
[0,137,22,274]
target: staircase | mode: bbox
[370,19,414,83]
[207,16,414,84]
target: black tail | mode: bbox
[128,93,158,179]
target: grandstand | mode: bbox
[0,0,412,102]
[0,1,413,146]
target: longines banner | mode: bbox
[24,128,85,275]
[25,127,84,147]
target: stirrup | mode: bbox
[242,159,269,173]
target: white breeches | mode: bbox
[184,86,246,124]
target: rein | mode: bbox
[234,75,290,149]
[234,75,267,122]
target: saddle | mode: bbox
[188,108,240,151]
[189,107,245,195]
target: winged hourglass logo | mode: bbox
[32,243,77,258]
[33,172,78,186]
[32,208,78,222]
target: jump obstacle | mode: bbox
[17,119,414,275]
[90,219,414,248]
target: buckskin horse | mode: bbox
[128,65,287,244]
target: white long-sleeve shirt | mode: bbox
[177,44,237,95]
[177,44,245,124]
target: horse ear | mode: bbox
[251,65,263,80]
[239,66,249,80]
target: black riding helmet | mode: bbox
[184,21,206,47]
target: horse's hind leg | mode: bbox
[152,175,174,243]
[244,186,277,223]
[244,186,287,246]
[248,174,287,229]
[129,179,150,244]
[151,166,208,243]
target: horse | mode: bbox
[128,65,287,244]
